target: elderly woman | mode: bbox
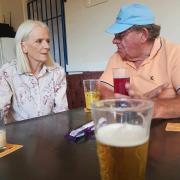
[0,20,68,121]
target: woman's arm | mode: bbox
[52,67,68,113]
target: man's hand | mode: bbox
[97,81,114,99]
[143,83,169,99]
[126,83,169,99]
[98,81,130,99]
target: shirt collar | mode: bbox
[148,37,162,59]
[17,63,58,77]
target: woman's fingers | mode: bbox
[3,104,11,116]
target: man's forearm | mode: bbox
[153,96,180,119]
[98,81,114,99]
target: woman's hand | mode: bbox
[3,104,11,116]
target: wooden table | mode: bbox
[0,108,180,180]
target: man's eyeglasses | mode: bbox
[114,29,133,40]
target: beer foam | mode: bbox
[96,123,148,147]
[113,75,129,78]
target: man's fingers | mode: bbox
[125,82,130,89]
[114,93,129,99]
[126,82,169,99]
[144,83,169,99]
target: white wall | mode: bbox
[1,0,180,72]
[65,0,180,72]
[0,0,24,30]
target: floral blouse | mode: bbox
[0,61,68,121]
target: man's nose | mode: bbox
[113,37,120,44]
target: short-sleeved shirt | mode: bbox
[0,61,68,121]
[100,37,180,98]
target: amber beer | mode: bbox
[96,123,149,180]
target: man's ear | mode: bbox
[21,42,28,53]
[140,28,149,43]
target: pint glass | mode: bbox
[0,110,6,149]
[83,79,100,111]
[113,68,130,95]
[91,99,153,180]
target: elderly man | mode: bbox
[99,3,180,119]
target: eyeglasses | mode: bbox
[114,29,133,40]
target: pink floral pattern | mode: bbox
[0,61,68,121]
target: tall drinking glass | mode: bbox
[0,110,6,150]
[91,98,153,180]
[113,68,130,95]
[83,79,100,111]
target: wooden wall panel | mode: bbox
[66,71,102,109]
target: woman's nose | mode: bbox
[42,40,50,49]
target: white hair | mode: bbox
[15,20,54,73]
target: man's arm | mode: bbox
[140,84,180,119]
[98,81,129,99]
[153,95,180,119]
[97,81,114,99]
[98,81,180,119]
[126,83,178,119]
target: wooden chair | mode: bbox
[0,37,16,67]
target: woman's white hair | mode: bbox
[15,20,54,73]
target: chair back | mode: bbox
[0,37,16,67]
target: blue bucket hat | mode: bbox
[106,3,155,34]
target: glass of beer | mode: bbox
[91,98,153,180]
[83,79,100,111]
[113,68,130,95]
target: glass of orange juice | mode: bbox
[83,79,100,111]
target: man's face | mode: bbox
[113,29,143,61]
[22,26,50,65]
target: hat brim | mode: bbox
[106,23,133,34]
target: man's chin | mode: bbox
[117,51,125,58]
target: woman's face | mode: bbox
[22,26,50,65]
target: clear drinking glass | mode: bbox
[83,79,100,111]
[0,109,6,150]
[91,98,153,180]
[113,68,130,95]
